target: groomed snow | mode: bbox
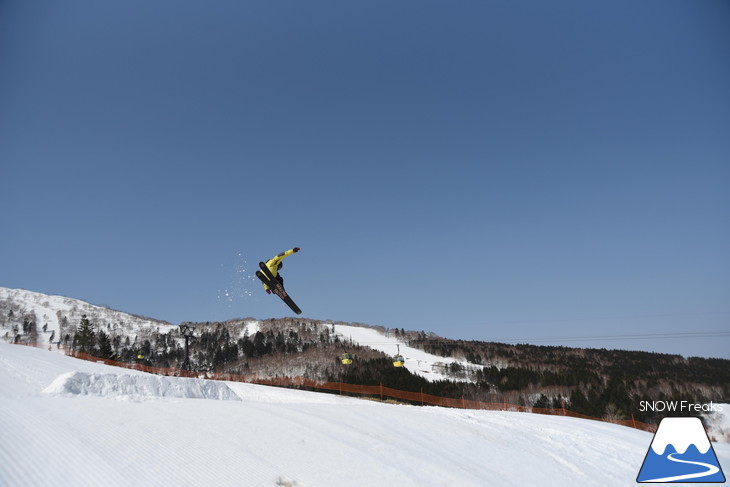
[330,323,484,382]
[3,342,728,486]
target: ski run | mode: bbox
[2,342,728,486]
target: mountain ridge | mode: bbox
[2,286,728,429]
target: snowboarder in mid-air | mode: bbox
[256,247,302,314]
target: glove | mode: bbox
[293,247,300,252]
[266,289,271,294]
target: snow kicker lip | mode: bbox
[42,371,242,402]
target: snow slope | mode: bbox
[3,343,728,486]
[0,287,178,348]
[704,404,730,443]
[330,323,485,382]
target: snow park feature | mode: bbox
[2,342,729,486]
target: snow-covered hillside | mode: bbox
[2,342,728,486]
[330,323,485,382]
[0,287,177,348]
[705,404,730,443]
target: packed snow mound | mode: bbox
[43,371,241,401]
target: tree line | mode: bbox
[38,315,730,424]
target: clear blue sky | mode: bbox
[2,1,729,359]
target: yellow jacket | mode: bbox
[262,248,298,290]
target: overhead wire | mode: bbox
[336,331,730,346]
[493,330,730,343]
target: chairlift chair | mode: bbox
[340,352,353,365]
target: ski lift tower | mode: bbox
[179,324,196,371]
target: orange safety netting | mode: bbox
[12,345,656,433]
[18,343,656,433]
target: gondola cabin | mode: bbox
[392,355,405,367]
[340,353,353,365]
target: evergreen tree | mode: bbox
[75,315,95,354]
[97,330,113,358]
[569,389,590,415]
[534,394,551,409]
[253,331,268,356]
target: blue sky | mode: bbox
[1,0,728,359]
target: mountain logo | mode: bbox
[637,417,726,483]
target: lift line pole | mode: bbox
[179,324,196,371]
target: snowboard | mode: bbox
[256,262,302,315]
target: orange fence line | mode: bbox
[62,349,656,433]
[15,343,656,433]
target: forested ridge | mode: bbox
[67,317,730,423]
[4,302,728,424]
